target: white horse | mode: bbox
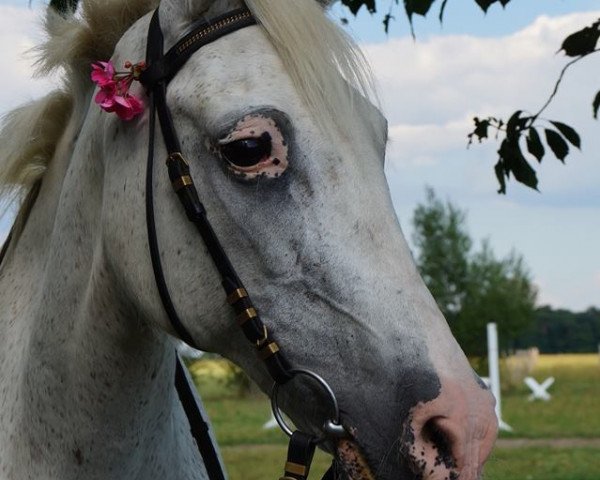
[0,1,497,479]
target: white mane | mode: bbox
[0,0,374,221]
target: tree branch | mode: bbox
[532,48,600,121]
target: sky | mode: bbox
[0,0,599,311]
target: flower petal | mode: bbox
[95,89,114,108]
[113,93,144,121]
[92,59,144,120]
[91,60,116,87]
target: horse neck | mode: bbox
[0,107,201,479]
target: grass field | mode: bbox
[192,354,600,479]
[501,354,600,438]
[220,445,600,480]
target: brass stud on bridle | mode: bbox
[236,307,258,326]
[226,287,248,305]
[166,151,189,166]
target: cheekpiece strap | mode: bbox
[142,6,293,384]
[280,431,317,480]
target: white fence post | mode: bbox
[486,322,512,432]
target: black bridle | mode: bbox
[139,7,346,480]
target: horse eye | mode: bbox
[220,132,272,168]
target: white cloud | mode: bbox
[365,11,600,201]
[363,12,600,310]
[0,5,55,112]
[365,12,600,124]
[387,117,471,167]
[0,6,51,245]
[0,6,597,310]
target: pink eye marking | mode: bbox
[219,114,289,179]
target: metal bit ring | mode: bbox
[270,368,346,443]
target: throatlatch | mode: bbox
[139,6,347,480]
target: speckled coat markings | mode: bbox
[0,0,497,479]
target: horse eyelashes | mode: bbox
[220,132,272,167]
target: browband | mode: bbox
[140,8,255,88]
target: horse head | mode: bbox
[0,0,497,478]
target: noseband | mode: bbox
[139,7,346,480]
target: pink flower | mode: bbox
[91,60,146,121]
[113,93,144,121]
[91,61,116,88]
[94,88,144,121]
[94,83,117,109]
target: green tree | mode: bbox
[457,242,537,356]
[412,188,537,356]
[411,187,471,323]
[515,306,600,353]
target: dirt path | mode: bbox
[222,438,600,452]
[221,438,600,452]
[495,438,600,448]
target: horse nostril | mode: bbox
[421,417,456,470]
[421,417,457,472]
[402,383,498,480]
[402,415,459,480]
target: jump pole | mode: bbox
[487,322,512,432]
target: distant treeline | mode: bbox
[514,306,600,353]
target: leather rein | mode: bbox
[138,7,347,480]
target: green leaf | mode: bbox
[494,160,507,194]
[498,138,538,191]
[383,14,394,33]
[506,110,529,135]
[593,90,600,119]
[545,129,569,162]
[341,0,376,15]
[404,0,436,17]
[549,121,581,149]
[470,117,490,142]
[559,21,600,57]
[474,0,495,12]
[439,0,449,23]
[506,110,521,132]
[526,128,545,162]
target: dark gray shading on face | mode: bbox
[184,104,442,479]
[340,367,441,479]
[216,111,440,479]
[257,290,443,479]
